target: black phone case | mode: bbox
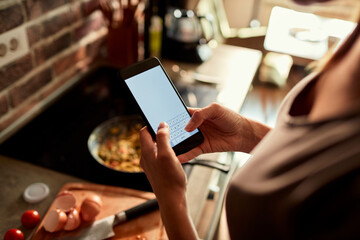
[119,57,204,155]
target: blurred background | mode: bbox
[0,0,359,239]
[0,0,359,135]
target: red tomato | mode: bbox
[21,210,41,228]
[3,229,24,240]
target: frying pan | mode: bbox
[88,115,230,174]
[88,115,145,174]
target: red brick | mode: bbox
[42,8,81,38]
[35,33,72,65]
[43,15,71,38]
[24,0,69,20]
[53,46,86,75]
[82,0,100,17]
[0,4,25,34]
[41,67,78,100]
[74,13,105,41]
[26,24,42,46]
[27,7,81,47]
[10,67,52,107]
[0,97,40,132]
[24,0,41,20]
[0,94,9,116]
[68,4,83,23]
[0,54,34,92]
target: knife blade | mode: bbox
[56,198,158,240]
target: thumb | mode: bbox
[156,122,174,157]
[139,126,155,154]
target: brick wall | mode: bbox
[0,0,107,139]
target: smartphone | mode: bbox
[119,57,204,155]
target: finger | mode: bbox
[177,147,203,163]
[139,126,156,155]
[187,107,199,115]
[185,104,223,132]
[185,109,205,132]
[156,122,171,148]
[156,122,175,158]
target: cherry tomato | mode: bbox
[21,210,41,228]
[3,229,24,240]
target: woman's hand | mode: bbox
[140,122,186,198]
[178,103,271,163]
[140,122,198,240]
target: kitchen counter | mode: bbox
[0,44,262,239]
[0,155,87,238]
[0,153,252,240]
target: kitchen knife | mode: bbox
[57,198,158,240]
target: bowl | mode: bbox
[88,115,145,173]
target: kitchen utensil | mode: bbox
[88,115,145,173]
[100,0,144,67]
[57,198,158,240]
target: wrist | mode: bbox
[239,117,271,152]
[157,192,199,240]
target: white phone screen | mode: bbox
[125,65,199,147]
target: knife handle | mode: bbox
[126,198,159,220]
[114,198,159,225]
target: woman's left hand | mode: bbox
[139,122,187,200]
[140,122,198,239]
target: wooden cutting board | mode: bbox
[31,182,167,240]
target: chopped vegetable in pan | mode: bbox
[98,123,142,172]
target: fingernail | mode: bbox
[158,121,168,130]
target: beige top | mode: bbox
[226,72,360,239]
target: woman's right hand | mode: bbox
[178,103,270,163]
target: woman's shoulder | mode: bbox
[275,71,320,126]
[226,103,360,239]
[226,123,360,239]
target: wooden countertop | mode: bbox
[0,155,87,238]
